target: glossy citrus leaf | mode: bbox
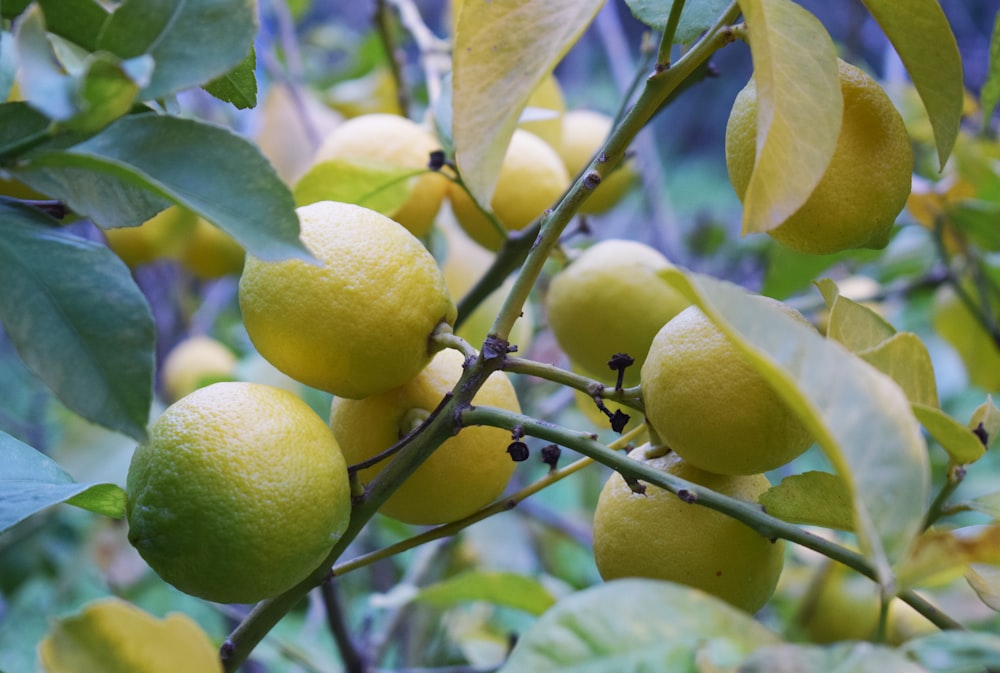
[0,201,154,440]
[912,403,986,465]
[293,158,414,215]
[452,0,602,207]
[38,598,221,673]
[966,564,1000,611]
[0,430,126,533]
[497,579,780,672]
[759,471,853,531]
[860,334,939,408]
[738,0,841,234]
[65,53,152,134]
[624,0,731,43]
[860,0,962,167]
[741,642,928,673]
[896,525,1000,589]
[902,631,1000,672]
[415,571,556,616]
[14,5,74,120]
[203,46,257,110]
[661,269,929,583]
[983,12,1000,133]
[970,396,1000,448]
[817,278,896,353]
[35,0,108,52]
[97,0,256,102]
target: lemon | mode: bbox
[932,284,1000,392]
[330,348,520,525]
[104,206,197,268]
[592,446,784,613]
[641,302,813,475]
[160,335,238,403]
[309,113,446,237]
[126,382,351,603]
[558,110,636,214]
[178,217,246,279]
[546,239,690,388]
[726,59,913,255]
[239,201,457,399]
[448,129,570,251]
[519,73,566,150]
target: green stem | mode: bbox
[922,461,966,530]
[501,356,644,412]
[656,0,687,69]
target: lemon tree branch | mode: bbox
[501,356,645,412]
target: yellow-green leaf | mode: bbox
[912,403,987,465]
[738,0,841,234]
[661,269,929,584]
[292,158,415,215]
[964,492,1000,519]
[760,471,854,531]
[39,598,221,673]
[860,333,939,408]
[970,396,1000,448]
[860,0,962,167]
[415,571,556,616]
[817,278,896,353]
[452,0,602,206]
[966,564,1000,611]
[896,525,1000,589]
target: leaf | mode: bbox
[969,396,1000,448]
[15,4,75,120]
[0,102,51,159]
[741,642,929,673]
[859,334,939,409]
[452,0,602,206]
[983,12,1000,133]
[497,579,781,673]
[738,0,841,234]
[759,471,854,531]
[415,571,556,616]
[22,115,310,261]
[0,431,126,533]
[36,0,109,52]
[860,0,962,167]
[661,269,930,584]
[896,525,1000,589]
[203,45,257,110]
[966,564,1000,612]
[904,631,1000,673]
[817,278,896,353]
[0,30,16,101]
[63,52,152,134]
[38,597,222,673]
[624,0,731,43]
[293,158,416,215]
[0,201,154,440]
[97,0,256,101]
[965,492,1000,519]
[912,404,986,465]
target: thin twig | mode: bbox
[374,0,411,117]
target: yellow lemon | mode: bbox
[126,382,351,603]
[160,336,238,403]
[178,217,246,279]
[448,129,570,251]
[641,302,814,475]
[309,113,446,237]
[546,239,690,387]
[330,348,520,525]
[592,446,784,613]
[726,59,913,255]
[519,73,566,150]
[558,110,637,214]
[104,206,197,268]
[238,201,457,399]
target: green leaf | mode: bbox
[62,52,152,134]
[498,579,781,673]
[624,0,731,43]
[452,0,602,206]
[293,158,416,215]
[661,269,930,583]
[97,0,256,101]
[965,564,1000,611]
[0,200,153,440]
[859,334,939,408]
[0,101,51,159]
[738,0,841,234]
[38,598,222,673]
[741,642,928,673]
[902,631,1000,673]
[817,278,896,353]
[759,471,854,531]
[21,115,309,261]
[415,571,556,616]
[0,431,126,533]
[0,30,16,101]
[965,492,1000,519]
[970,396,1000,448]
[859,0,962,167]
[982,12,1000,133]
[203,45,257,110]
[37,0,109,52]
[15,4,75,120]
[912,403,986,465]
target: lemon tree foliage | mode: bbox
[3,1,997,672]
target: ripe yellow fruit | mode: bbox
[448,129,570,251]
[519,73,566,150]
[558,110,637,214]
[726,59,913,255]
[546,239,690,388]
[160,335,238,403]
[310,113,446,237]
[330,348,520,525]
[178,217,245,279]
[104,206,196,268]
[932,284,1000,392]
[239,201,456,399]
[126,382,351,603]
[641,302,813,475]
[593,446,784,613]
